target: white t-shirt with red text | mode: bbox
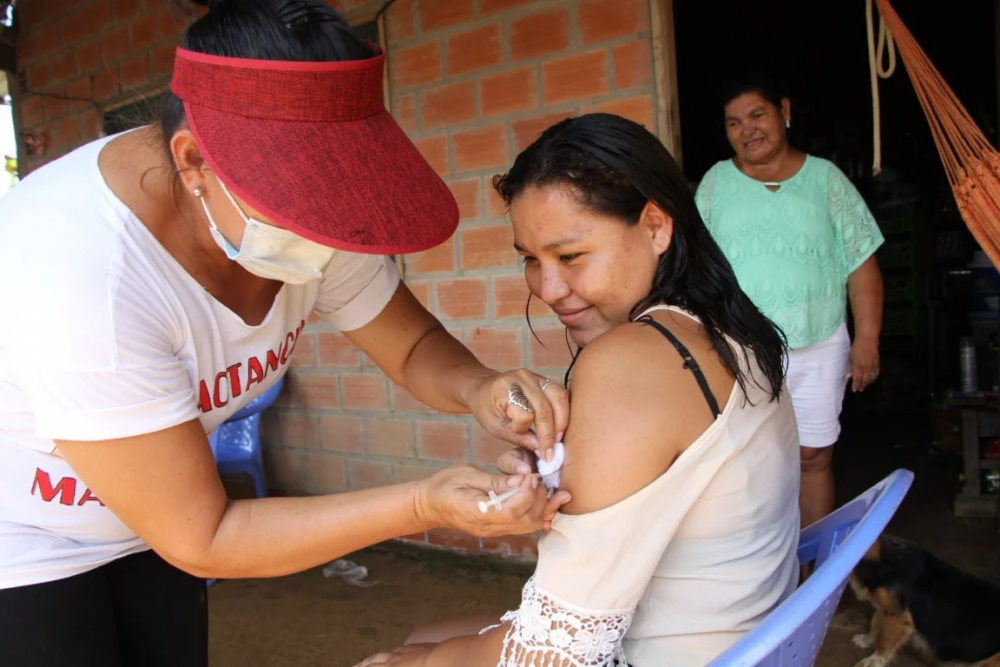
[0,134,400,589]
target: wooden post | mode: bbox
[649,0,682,166]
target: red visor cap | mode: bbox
[171,47,458,255]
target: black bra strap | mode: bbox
[636,315,722,418]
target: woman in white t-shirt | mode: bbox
[0,2,570,665]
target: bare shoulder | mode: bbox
[558,321,715,515]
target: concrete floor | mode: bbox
[208,410,1000,667]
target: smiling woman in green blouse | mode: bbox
[696,71,885,531]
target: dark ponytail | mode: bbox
[494,113,787,401]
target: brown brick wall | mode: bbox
[12,0,660,561]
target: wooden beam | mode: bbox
[649,0,682,166]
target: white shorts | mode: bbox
[786,323,851,449]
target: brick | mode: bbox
[467,327,524,369]
[92,68,120,102]
[342,373,388,411]
[19,96,44,128]
[149,43,176,80]
[265,410,320,449]
[446,24,502,76]
[27,63,49,91]
[435,278,488,319]
[390,42,442,89]
[17,0,44,25]
[296,374,340,410]
[417,420,470,461]
[320,414,366,454]
[482,534,539,560]
[49,115,80,152]
[302,451,346,493]
[394,463,440,484]
[36,23,61,56]
[100,26,131,63]
[367,418,415,458]
[317,331,360,367]
[510,9,569,61]
[420,0,474,31]
[129,12,160,52]
[348,459,393,490]
[43,93,67,123]
[407,279,431,309]
[18,33,39,62]
[46,0,70,15]
[288,332,315,367]
[579,0,649,44]
[480,0,533,14]
[65,78,93,112]
[84,1,112,34]
[421,81,476,130]
[78,109,102,141]
[263,448,305,492]
[614,40,652,90]
[530,327,576,370]
[49,52,77,84]
[157,4,187,39]
[405,237,455,274]
[60,12,87,46]
[584,95,654,131]
[486,180,509,218]
[461,224,516,269]
[452,124,509,173]
[384,0,414,41]
[511,111,574,151]
[542,50,610,105]
[494,275,552,319]
[480,67,538,118]
[76,38,101,75]
[119,55,149,89]
[112,0,140,22]
[427,528,481,552]
[392,385,436,413]
[392,92,416,134]
[473,423,510,465]
[448,178,481,221]
[413,134,448,176]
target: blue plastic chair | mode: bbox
[208,377,285,498]
[707,468,914,667]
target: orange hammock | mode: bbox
[868,0,1000,268]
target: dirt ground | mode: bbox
[209,412,1000,667]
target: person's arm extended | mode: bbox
[357,317,719,667]
[847,255,884,392]
[55,420,549,580]
[343,282,568,457]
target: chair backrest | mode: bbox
[706,468,914,667]
[209,377,285,460]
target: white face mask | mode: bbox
[199,179,336,285]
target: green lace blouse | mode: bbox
[695,156,884,349]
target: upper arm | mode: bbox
[55,420,228,573]
[558,325,690,515]
[695,169,715,227]
[341,281,444,387]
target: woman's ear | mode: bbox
[781,97,792,126]
[641,202,673,256]
[170,129,210,196]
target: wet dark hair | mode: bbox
[494,113,787,400]
[159,0,376,146]
[718,69,789,111]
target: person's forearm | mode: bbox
[402,325,497,415]
[185,482,430,579]
[848,256,884,342]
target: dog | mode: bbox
[848,534,1000,667]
